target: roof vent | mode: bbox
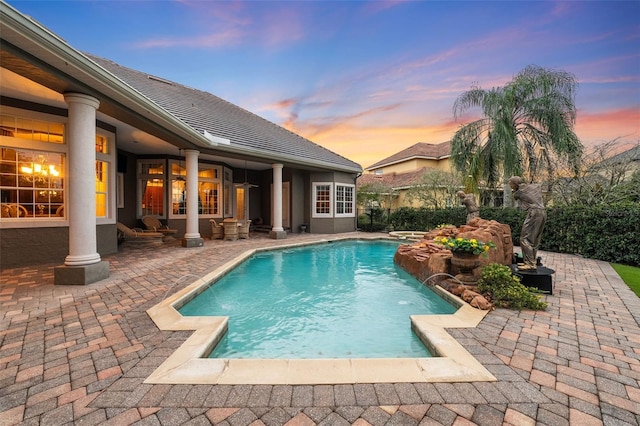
[147,75,173,85]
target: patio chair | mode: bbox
[238,219,251,239]
[1,203,28,218]
[142,215,178,240]
[116,222,164,245]
[210,219,224,240]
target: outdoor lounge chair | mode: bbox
[142,216,178,240]
[116,222,164,245]
[210,219,224,240]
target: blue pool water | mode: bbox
[179,240,456,359]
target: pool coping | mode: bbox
[144,236,497,384]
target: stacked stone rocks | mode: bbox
[393,218,513,310]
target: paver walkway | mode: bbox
[1,233,639,425]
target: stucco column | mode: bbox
[181,149,204,247]
[64,93,101,266]
[55,93,109,285]
[270,163,286,239]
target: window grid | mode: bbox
[313,183,332,217]
[336,184,355,216]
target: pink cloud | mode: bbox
[262,8,307,46]
[576,107,640,146]
[134,0,310,50]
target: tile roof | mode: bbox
[87,55,361,172]
[357,167,431,189]
[366,141,451,170]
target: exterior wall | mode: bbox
[308,171,357,234]
[290,170,306,233]
[116,150,140,227]
[1,224,117,270]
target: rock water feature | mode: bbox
[393,218,513,310]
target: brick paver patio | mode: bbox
[1,233,639,425]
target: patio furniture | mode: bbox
[223,218,239,241]
[238,219,251,239]
[142,215,178,240]
[210,219,224,240]
[1,203,28,218]
[116,222,164,245]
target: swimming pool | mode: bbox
[145,236,496,384]
[178,240,456,359]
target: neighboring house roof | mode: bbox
[604,145,640,165]
[366,141,451,170]
[88,55,361,173]
[357,167,431,190]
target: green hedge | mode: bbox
[386,204,640,267]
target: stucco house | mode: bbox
[357,142,454,209]
[366,141,451,176]
[0,2,362,283]
[358,141,507,210]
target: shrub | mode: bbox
[477,263,547,311]
[376,204,640,266]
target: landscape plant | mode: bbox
[386,204,639,266]
[477,263,547,310]
[434,236,495,256]
[450,65,583,204]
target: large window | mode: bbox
[312,182,332,218]
[335,184,355,217]
[95,135,110,218]
[1,114,64,144]
[138,160,165,217]
[0,148,65,218]
[169,161,221,217]
[312,182,355,218]
[198,165,221,216]
[1,112,114,223]
[1,113,66,220]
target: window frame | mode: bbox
[137,159,167,219]
[312,182,333,218]
[0,109,68,228]
[95,131,116,224]
[168,160,222,219]
[335,183,355,218]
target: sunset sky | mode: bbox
[8,0,639,169]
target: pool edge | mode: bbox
[144,237,497,385]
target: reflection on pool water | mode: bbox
[179,240,456,359]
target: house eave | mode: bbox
[366,154,451,171]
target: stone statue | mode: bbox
[509,176,546,271]
[457,191,479,223]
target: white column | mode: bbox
[63,93,101,266]
[183,149,201,239]
[272,163,284,232]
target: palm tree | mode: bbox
[450,65,583,204]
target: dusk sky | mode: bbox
[7,0,640,169]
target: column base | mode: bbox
[269,230,287,240]
[54,261,109,285]
[182,237,205,248]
